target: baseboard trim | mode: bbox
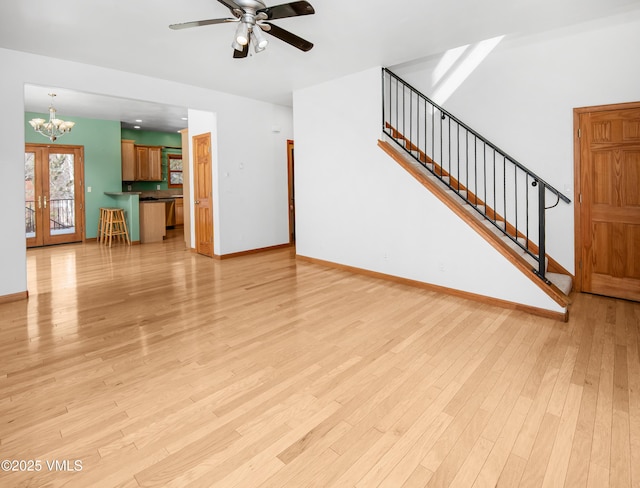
[296,254,568,322]
[214,243,292,260]
[0,290,29,304]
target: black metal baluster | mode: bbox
[483,141,487,211]
[493,150,496,223]
[448,116,451,180]
[457,124,460,187]
[503,156,507,230]
[538,183,546,278]
[514,163,519,244]
[439,110,443,177]
[526,174,530,250]
[465,130,469,199]
[474,136,477,206]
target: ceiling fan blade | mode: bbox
[257,1,315,20]
[233,43,249,58]
[263,22,313,51]
[169,18,236,30]
[217,0,242,12]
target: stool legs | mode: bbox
[99,208,130,247]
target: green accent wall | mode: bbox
[25,112,122,239]
[121,129,182,192]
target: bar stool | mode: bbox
[100,208,130,247]
[97,207,108,244]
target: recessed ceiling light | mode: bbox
[135,119,142,123]
[133,125,141,129]
[181,117,188,121]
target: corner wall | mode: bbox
[293,67,564,314]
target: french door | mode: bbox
[25,144,84,248]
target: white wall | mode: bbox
[294,67,563,313]
[391,11,640,271]
[0,47,292,298]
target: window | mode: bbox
[168,153,183,188]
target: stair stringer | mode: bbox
[379,139,571,315]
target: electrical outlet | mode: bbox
[156,185,161,190]
[87,186,92,193]
[127,184,132,191]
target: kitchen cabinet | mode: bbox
[135,145,162,181]
[139,201,166,243]
[121,140,136,181]
[174,197,184,226]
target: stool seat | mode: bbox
[99,208,130,247]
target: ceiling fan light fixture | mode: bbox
[252,26,269,50]
[234,21,249,45]
[232,37,244,51]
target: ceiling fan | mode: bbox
[169,0,315,58]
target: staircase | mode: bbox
[380,68,573,317]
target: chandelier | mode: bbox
[29,93,75,142]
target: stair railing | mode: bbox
[382,68,570,280]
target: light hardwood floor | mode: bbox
[1,230,639,487]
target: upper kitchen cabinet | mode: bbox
[121,139,136,181]
[132,145,162,182]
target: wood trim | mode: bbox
[214,243,292,260]
[179,128,191,251]
[572,100,640,292]
[287,139,295,245]
[296,254,568,322]
[379,140,570,308]
[574,100,640,114]
[0,291,28,304]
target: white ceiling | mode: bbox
[4,0,640,132]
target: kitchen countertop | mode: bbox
[104,191,142,196]
[139,197,177,203]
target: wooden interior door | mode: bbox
[25,144,84,248]
[287,139,296,244]
[577,105,640,301]
[193,133,214,257]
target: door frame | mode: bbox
[25,143,85,247]
[287,139,295,245]
[192,132,214,257]
[573,100,640,292]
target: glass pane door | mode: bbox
[48,152,76,236]
[25,144,84,248]
[25,152,37,241]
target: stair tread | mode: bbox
[547,272,573,296]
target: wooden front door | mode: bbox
[193,133,214,257]
[25,144,84,248]
[576,104,640,301]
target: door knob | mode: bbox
[194,200,200,204]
